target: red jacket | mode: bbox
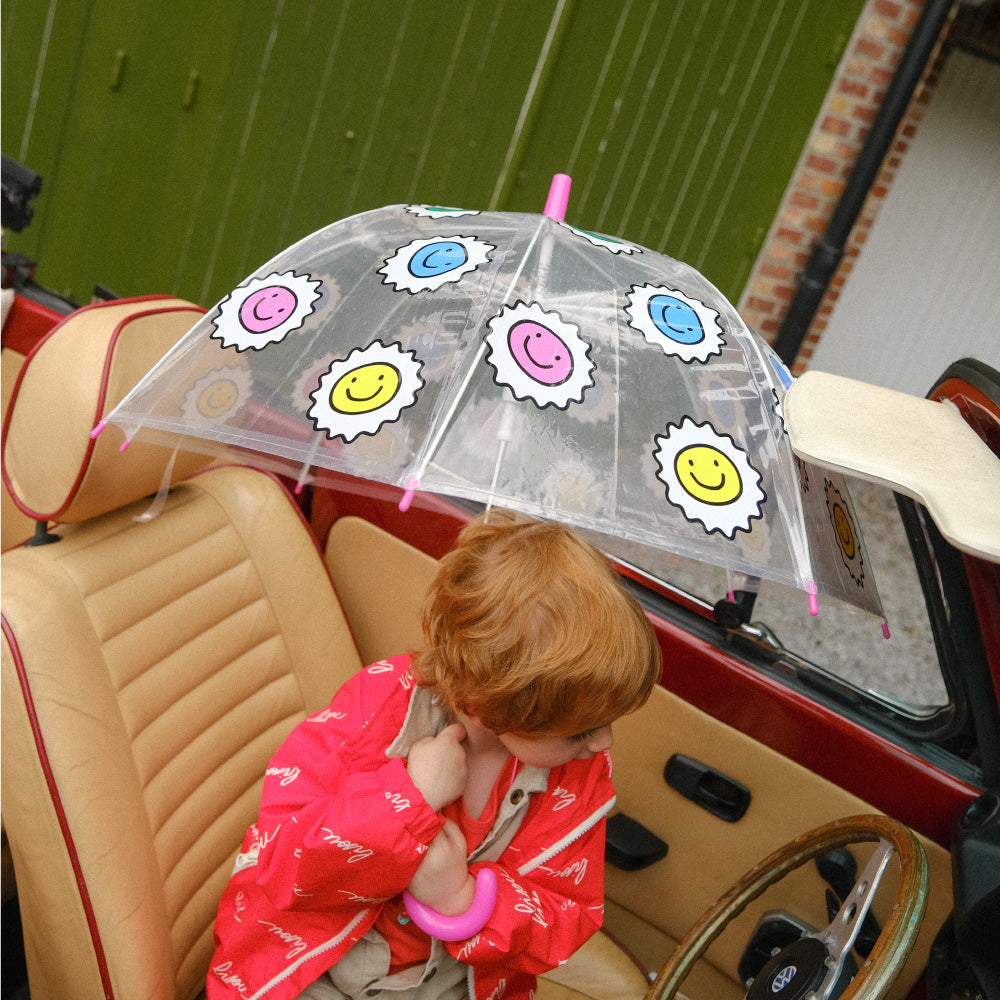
[207,656,615,1000]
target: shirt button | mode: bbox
[510,789,524,805]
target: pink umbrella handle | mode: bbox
[543,174,572,221]
[402,867,497,941]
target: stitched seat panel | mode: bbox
[2,468,361,1000]
[132,628,291,787]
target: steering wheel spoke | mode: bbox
[813,837,895,995]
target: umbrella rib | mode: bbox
[486,439,509,517]
[610,254,624,528]
[741,330,819,610]
[407,216,548,490]
[293,434,326,494]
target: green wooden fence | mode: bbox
[2,0,863,309]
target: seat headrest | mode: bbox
[3,296,213,524]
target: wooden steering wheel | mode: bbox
[647,815,929,1000]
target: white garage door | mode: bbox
[811,49,1000,397]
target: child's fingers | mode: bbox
[439,722,467,744]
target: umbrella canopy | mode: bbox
[102,180,883,621]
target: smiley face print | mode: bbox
[329,362,401,414]
[626,284,725,364]
[379,235,494,293]
[211,271,322,351]
[181,366,252,425]
[558,221,642,254]
[484,301,595,409]
[653,417,765,538]
[824,478,865,586]
[308,341,424,442]
[404,205,481,219]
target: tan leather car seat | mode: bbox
[1,298,650,1000]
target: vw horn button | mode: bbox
[747,936,829,1000]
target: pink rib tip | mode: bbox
[881,622,891,639]
[806,581,819,617]
[543,174,572,221]
[119,438,131,453]
[90,421,107,439]
[398,476,420,512]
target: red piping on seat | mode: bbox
[2,615,116,1000]
[1,296,205,522]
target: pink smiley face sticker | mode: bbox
[507,320,573,386]
[239,285,299,334]
[485,302,594,409]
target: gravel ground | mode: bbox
[599,478,947,709]
[753,479,946,708]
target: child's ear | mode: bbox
[459,708,487,730]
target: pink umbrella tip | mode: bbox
[881,621,891,639]
[119,437,132,453]
[806,580,819,617]
[543,174,572,221]
[90,421,106,439]
[399,476,420,512]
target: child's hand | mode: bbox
[407,819,476,915]
[407,722,468,812]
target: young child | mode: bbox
[208,510,661,1000]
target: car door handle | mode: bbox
[604,813,669,871]
[664,754,751,822]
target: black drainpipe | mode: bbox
[773,0,957,365]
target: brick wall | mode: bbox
[737,0,949,373]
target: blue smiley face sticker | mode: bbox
[380,235,495,293]
[408,240,468,279]
[626,284,725,363]
[647,294,705,346]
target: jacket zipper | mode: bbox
[515,795,616,876]
[250,909,372,999]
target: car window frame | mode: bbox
[612,488,996,789]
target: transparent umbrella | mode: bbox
[100,176,883,623]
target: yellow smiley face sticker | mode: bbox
[674,444,743,506]
[653,417,765,538]
[181,365,251,425]
[823,479,865,586]
[329,362,401,414]
[831,503,856,560]
[309,342,424,443]
[197,378,240,419]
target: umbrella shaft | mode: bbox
[410,217,546,487]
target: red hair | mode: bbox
[411,510,660,735]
